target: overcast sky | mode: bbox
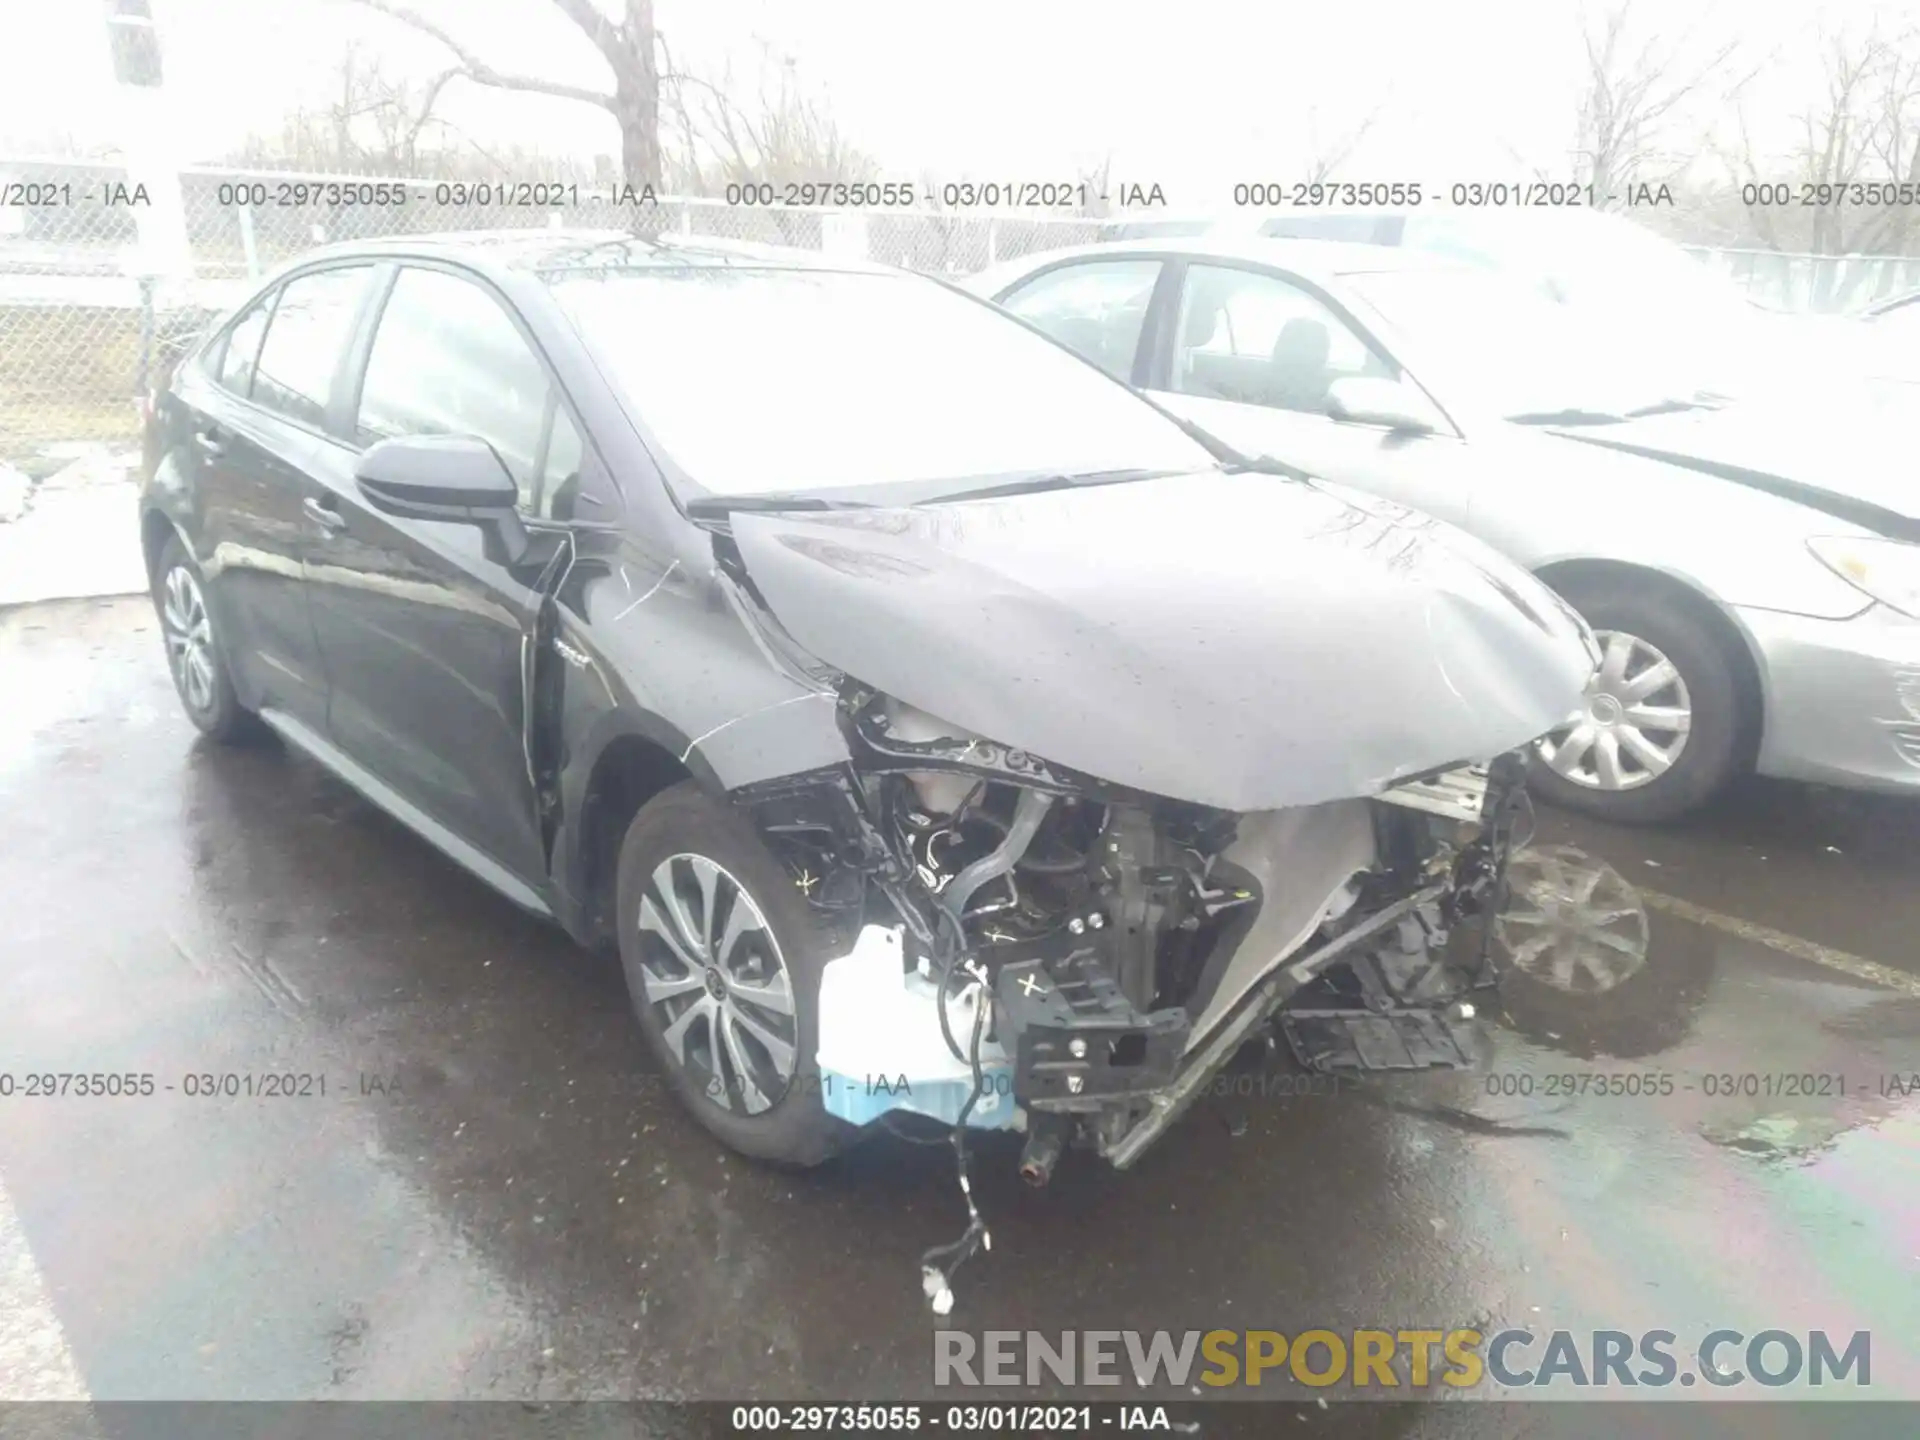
[2,0,1915,204]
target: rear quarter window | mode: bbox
[214,294,277,397]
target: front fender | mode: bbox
[1474,431,1874,621]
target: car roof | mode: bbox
[972,233,1455,291]
[290,227,897,279]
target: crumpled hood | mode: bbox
[1548,405,1919,535]
[728,470,1597,811]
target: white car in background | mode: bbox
[962,236,1920,824]
[1098,208,1881,403]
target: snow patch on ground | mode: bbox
[0,444,146,607]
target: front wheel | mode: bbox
[613,780,852,1166]
[1528,583,1748,824]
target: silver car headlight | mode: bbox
[1807,536,1920,620]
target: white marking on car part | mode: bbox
[0,1174,94,1405]
[678,693,829,764]
[1639,889,1920,997]
[611,559,679,621]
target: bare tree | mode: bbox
[1570,1,1739,203]
[229,41,456,172]
[346,0,664,188]
[1730,22,1920,259]
[661,42,877,195]
[1299,105,1380,184]
[1073,153,1113,218]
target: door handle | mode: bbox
[302,496,349,534]
[192,429,225,457]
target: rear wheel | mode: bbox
[614,781,851,1166]
[1529,582,1747,824]
[152,534,260,744]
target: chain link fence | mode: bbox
[6,155,1920,464]
[0,156,1107,463]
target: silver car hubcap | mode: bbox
[1495,844,1649,993]
[160,565,217,713]
[635,853,796,1115]
[1538,629,1691,791]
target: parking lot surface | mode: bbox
[2,597,1916,1420]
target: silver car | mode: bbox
[963,237,1920,823]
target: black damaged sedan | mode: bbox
[139,231,1598,1261]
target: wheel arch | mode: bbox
[139,505,182,586]
[1532,556,1769,765]
[559,724,705,951]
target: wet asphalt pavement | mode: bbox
[1,596,1917,1427]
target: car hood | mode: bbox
[1547,405,1919,536]
[728,470,1597,812]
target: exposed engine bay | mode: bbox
[732,685,1532,1312]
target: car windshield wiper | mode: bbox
[1507,408,1629,426]
[1149,407,1310,480]
[683,493,869,520]
[916,467,1184,505]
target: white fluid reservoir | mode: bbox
[814,925,1020,1130]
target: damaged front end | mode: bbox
[700,474,1587,1309]
[733,684,1530,1188]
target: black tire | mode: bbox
[151,533,262,744]
[1528,581,1748,825]
[614,780,852,1166]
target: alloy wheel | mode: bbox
[1537,628,1692,792]
[160,565,217,714]
[634,853,797,1115]
[1494,844,1649,994]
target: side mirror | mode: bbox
[1326,376,1439,435]
[354,434,529,563]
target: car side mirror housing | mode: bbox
[354,434,529,563]
[1326,376,1439,435]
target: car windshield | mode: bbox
[1398,210,1756,325]
[543,265,1215,498]
[1341,266,1716,422]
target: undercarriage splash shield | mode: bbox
[1282,1007,1479,1072]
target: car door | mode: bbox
[995,256,1165,383]
[302,261,593,889]
[174,265,376,734]
[1140,260,1483,529]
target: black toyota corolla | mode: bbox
[139,229,1596,1296]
